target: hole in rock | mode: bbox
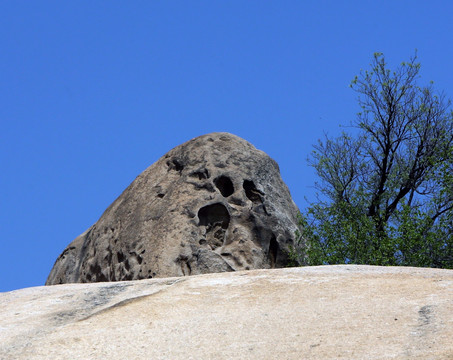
[167,158,184,172]
[190,168,210,180]
[243,180,264,202]
[198,203,230,229]
[268,234,279,268]
[89,263,108,282]
[214,175,234,197]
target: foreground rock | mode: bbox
[2,266,453,359]
[46,132,302,285]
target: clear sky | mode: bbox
[1,1,453,292]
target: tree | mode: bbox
[296,52,453,268]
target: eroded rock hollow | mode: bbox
[46,133,303,285]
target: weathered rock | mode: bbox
[46,132,303,285]
[2,266,453,359]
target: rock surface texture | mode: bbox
[2,266,452,360]
[46,132,302,285]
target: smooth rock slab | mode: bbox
[1,265,453,359]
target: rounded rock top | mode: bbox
[46,132,304,285]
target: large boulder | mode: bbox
[46,132,303,285]
[2,266,453,359]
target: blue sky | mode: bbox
[1,1,453,292]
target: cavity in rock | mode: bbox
[167,158,184,173]
[198,203,230,229]
[243,180,264,202]
[198,203,231,249]
[214,175,234,197]
[190,168,210,180]
[268,234,279,268]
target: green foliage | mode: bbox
[299,52,453,269]
[390,204,453,267]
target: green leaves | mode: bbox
[298,52,453,269]
[390,204,453,268]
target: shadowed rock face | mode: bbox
[46,133,303,285]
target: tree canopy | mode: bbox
[293,52,453,268]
